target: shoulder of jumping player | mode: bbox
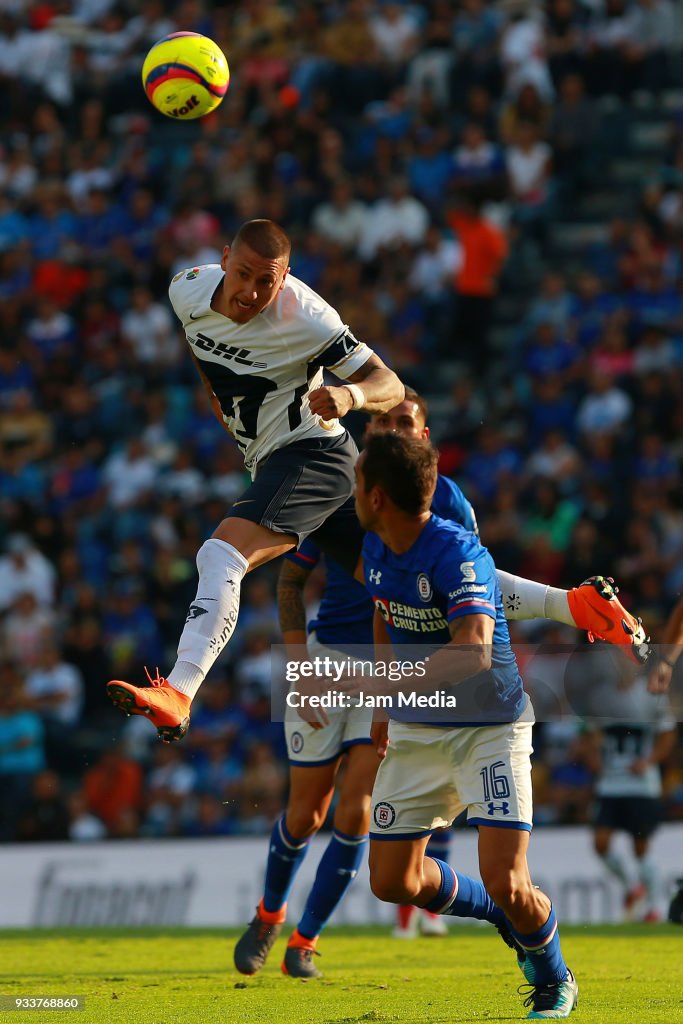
[168,264,222,324]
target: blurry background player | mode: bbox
[234,388,649,977]
[107,219,404,741]
[576,646,676,921]
[648,596,683,695]
[353,432,578,1020]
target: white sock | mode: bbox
[496,571,573,626]
[602,850,630,887]
[167,538,249,700]
[638,856,658,907]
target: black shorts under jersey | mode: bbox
[225,429,364,575]
[593,795,662,839]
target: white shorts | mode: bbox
[370,708,534,839]
[284,633,373,765]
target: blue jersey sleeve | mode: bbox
[432,475,478,535]
[285,537,321,570]
[432,539,497,623]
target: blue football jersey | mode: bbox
[286,474,477,649]
[362,515,525,727]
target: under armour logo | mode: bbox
[369,569,382,585]
[487,801,510,816]
[506,593,521,612]
[186,604,209,621]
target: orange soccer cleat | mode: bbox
[107,668,191,742]
[282,929,321,978]
[567,576,650,665]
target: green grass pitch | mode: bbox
[0,925,681,1023]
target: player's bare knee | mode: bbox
[334,795,370,836]
[483,871,533,914]
[285,805,325,838]
[370,873,417,905]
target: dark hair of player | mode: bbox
[232,219,291,262]
[362,433,437,515]
[403,385,429,424]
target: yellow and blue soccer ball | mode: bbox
[142,32,230,120]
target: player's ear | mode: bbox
[279,265,290,291]
[422,425,430,440]
[220,246,231,269]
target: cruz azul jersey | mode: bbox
[362,515,526,726]
[169,266,372,475]
[290,474,479,648]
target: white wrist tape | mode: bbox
[345,384,365,410]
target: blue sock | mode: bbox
[263,815,310,913]
[423,859,505,927]
[510,905,568,985]
[426,830,451,863]
[297,829,368,940]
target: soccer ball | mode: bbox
[142,32,230,120]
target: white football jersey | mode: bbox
[169,266,372,474]
[587,675,675,798]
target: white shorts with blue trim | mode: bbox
[370,704,534,839]
[284,633,373,765]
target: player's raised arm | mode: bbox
[308,352,405,420]
[648,596,683,693]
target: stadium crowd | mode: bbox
[0,0,682,842]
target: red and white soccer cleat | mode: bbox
[107,668,191,742]
[567,577,650,665]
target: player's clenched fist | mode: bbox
[308,385,354,419]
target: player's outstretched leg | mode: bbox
[479,830,577,1019]
[567,576,649,663]
[394,830,450,939]
[234,815,311,975]
[108,536,250,741]
[282,828,368,978]
[421,858,525,960]
[497,571,649,664]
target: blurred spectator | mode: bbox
[500,82,553,145]
[2,592,56,670]
[550,73,600,196]
[121,285,179,369]
[0,671,45,841]
[576,370,633,439]
[359,175,429,262]
[506,120,554,251]
[102,437,158,509]
[25,643,84,729]
[451,121,506,191]
[445,194,508,370]
[144,744,197,837]
[82,747,143,835]
[16,769,69,842]
[525,429,581,490]
[451,0,502,97]
[311,177,367,251]
[67,790,107,842]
